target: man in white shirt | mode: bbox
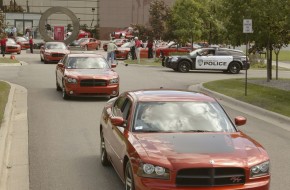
[107,40,118,66]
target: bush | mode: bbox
[249,54,267,68]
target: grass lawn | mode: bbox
[0,81,10,125]
[123,58,162,66]
[275,50,290,62]
[0,57,19,64]
[203,78,290,117]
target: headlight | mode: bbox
[171,57,179,62]
[250,161,270,178]
[109,78,119,84]
[66,77,78,84]
[137,163,170,180]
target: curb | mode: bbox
[0,82,29,190]
[189,84,290,132]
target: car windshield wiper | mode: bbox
[180,130,214,133]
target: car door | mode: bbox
[56,55,68,88]
[105,96,132,175]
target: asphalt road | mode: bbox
[1,50,290,189]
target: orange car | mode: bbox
[1,38,21,54]
[55,53,119,99]
[115,42,149,59]
[15,36,30,49]
[40,42,70,64]
[100,89,270,190]
[103,38,129,51]
[78,38,101,50]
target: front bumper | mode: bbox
[64,83,119,97]
[134,176,270,190]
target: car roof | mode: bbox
[127,89,216,102]
[45,41,66,44]
[66,53,104,58]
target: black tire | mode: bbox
[125,162,135,190]
[62,82,70,100]
[17,51,21,54]
[178,61,190,73]
[228,62,241,74]
[100,131,110,166]
[56,77,61,91]
[127,52,132,60]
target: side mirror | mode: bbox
[110,116,125,126]
[235,116,247,126]
[57,62,64,68]
[111,64,117,68]
[196,52,201,56]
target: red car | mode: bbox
[100,89,270,190]
[115,42,149,59]
[55,53,119,99]
[78,38,101,50]
[1,38,21,54]
[103,38,129,51]
[111,27,134,39]
[40,42,70,64]
[156,41,191,58]
[15,36,30,49]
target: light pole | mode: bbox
[91,8,95,28]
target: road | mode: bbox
[0,50,290,189]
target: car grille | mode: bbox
[51,53,65,57]
[80,79,107,87]
[8,47,17,49]
[176,168,245,187]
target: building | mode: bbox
[1,0,175,40]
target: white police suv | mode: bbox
[162,48,250,74]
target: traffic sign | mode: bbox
[243,19,253,33]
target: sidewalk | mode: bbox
[0,82,29,190]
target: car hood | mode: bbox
[132,133,268,169]
[65,69,118,79]
[45,49,69,53]
[116,47,130,51]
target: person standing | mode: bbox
[12,26,17,38]
[129,38,135,60]
[29,36,33,53]
[134,37,141,64]
[1,35,7,57]
[106,40,118,66]
[146,39,153,58]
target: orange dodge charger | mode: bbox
[100,89,270,190]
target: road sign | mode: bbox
[243,19,253,33]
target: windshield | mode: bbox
[189,49,203,56]
[7,38,17,44]
[78,38,89,43]
[66,57,109,69]
[46,43,67,49]
[133,101,235,133]
[16,37,27,42]
[121,42,130,48]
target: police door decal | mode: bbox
[196,56,233,69]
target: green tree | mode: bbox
[148,0,170,40]
[169,0,203,47]
[220,0,290,81]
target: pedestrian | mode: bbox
[1,35,7,57]
[134,37,141,64]
[29,36,33,53]
[129,38,135,60]
[12,26,17,38]
[106,40,118,66]
[146,39,153,58]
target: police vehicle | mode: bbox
[162,48,250,74]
